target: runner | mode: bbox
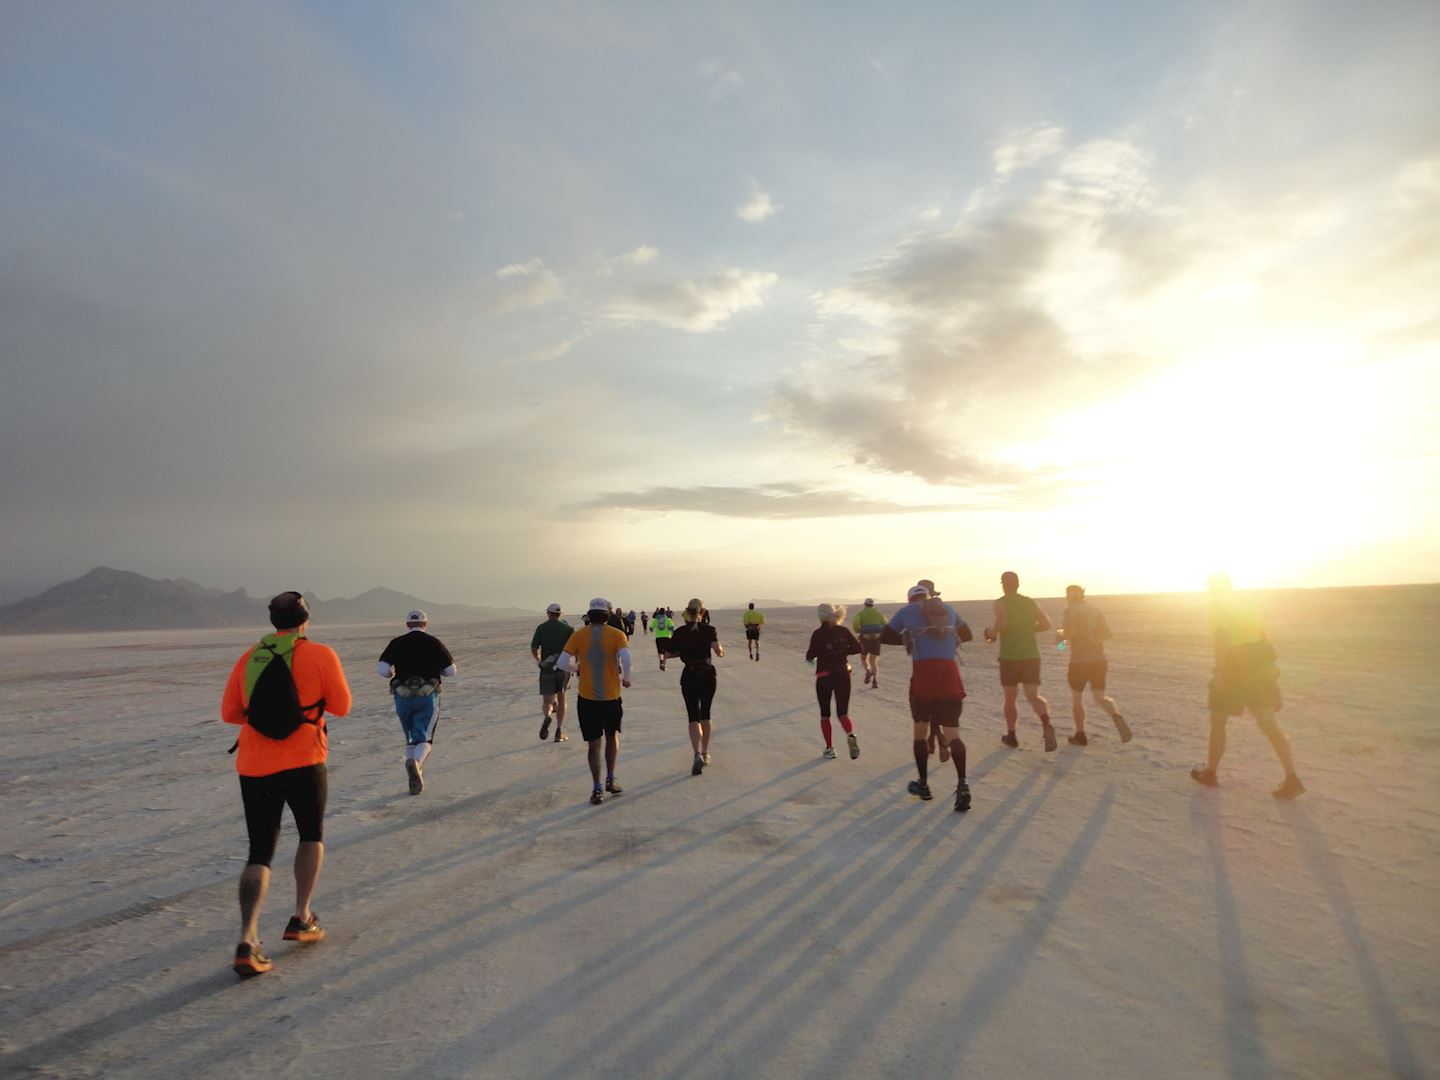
[662,598,725,775]
[607,603,630,636]
[221,591,352,977]
[652,606,676,671]
[377,609,457,795]
[805,603,862,761]
[742,602,765,660]
[853,597,887,687]
[880,583,973,810]
[1058,585,1131,745]
[640,609,650,635]
[556,598,633,804]
[530,602,574,743]
[984,571,1056,752]
[624,608,638,636]
[1192,574,1304,798]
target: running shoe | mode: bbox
[233,942,272,978]
[1067,731,1088,747]
[1272,775,1306,800]
[822,746,837,759]
[863,671,872,685]
[847,733,860,760]
[1001,731,1019,748]
[283,914,324,943]
[1190,766,1219,787]
[692,752,705,776]
[1112,714,1133,743]
[605,778,623,795]
[703,753,712,765]
[954,782,972,813]
[590,788,605,805]
[554,731,569,743]
[1042,722,1058,753]
[871,678,878,689]
[659,661,666,671]
[406,759,424,796]
[907,780,933,801]
[539,717,551,741]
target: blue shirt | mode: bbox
[886,601,967,662]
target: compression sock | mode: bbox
[950,738,966,779]
[838,715,855,735]
[913,740,928,784]
[415,742,432,767]
[820,717,833,747]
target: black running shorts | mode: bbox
[998,657,1041,687]
[858,633,881,656]
[239,763,328,867]
[1066,660,1108,692]
[577,697,623,742]
[1208,642,1282,716]
[745,625,760,640]
[909,695,963,728]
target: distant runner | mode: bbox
[1192,574,1304,799]
[985,572,1056,752]
[556,598,632,804]
[624,608,637,636]
[806,603,862,761]
[607,604,630,636]
[742,602,765,660]
[378,609,457,795]
[853,598,886,687]
[640,609,649,635]
[531,602,574,743]
[663,598,725,775]
[1058,585,1131,746]
[880,583,973,810]
[652,607,676,670]
[222,591,352,977]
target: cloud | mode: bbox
[572,482,954,519]
[993,125,1065,178]
[596,245,659,277]
[480,259,563,317]
[608,269,778,332]
[736,187,778,223]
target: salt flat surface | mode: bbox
[1,588,1437,1079]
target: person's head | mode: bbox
[684,598,704,623]
[917,579,938,598]
[1000,571,1020,595]
[817,602,845,624]
[1065,585,1085,605]
[545,602,563,620]
[268,591,311,631]
[863,597,875,607]
[586,597,611,624]
[748,602,755,610]
[405,608,428,629]
[906,584,929,604]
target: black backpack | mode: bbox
[229,640,325,751]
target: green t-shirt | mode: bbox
[853,606,887,632]
[653,616,675,639]
[531,619,574,662]
[998,594,1041,660]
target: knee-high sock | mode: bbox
[838,715,854,735]
[913,740,928,783]
[950,737,966,780]
[820,717,833,747]
[415,742,432,767]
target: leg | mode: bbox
[293,841,323,921]
[556,686,568,727]
[1206,711,1228,772]
[238,773,284,944]
[699,720,712,756]
[1253,708,1299,778]
[588,738,603,786]
[912,720,929,784]
[1003,684,1020,730]
[1022,682,1050,721]
[605,729,620,777]
[1071,689,1086,734]
[1091,687,1119,719]
[239,864,270,945]
[689,721,704,754]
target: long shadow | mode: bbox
[126,761,855,1076]
[1281,804,1422,1079]
[0,971,234,1074]
[732,759,1074,1080]
[1192,791,1274,1079]
[914,784,1115,1073]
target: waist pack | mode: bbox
[391,675,440,698]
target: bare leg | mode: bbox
[689,721,703,755]
[588,739,603,786]
[1071,689,1087,734]
[605,730,620,776]
[1091,688,1120,718]
[1206,712,1228,772]
[556,689,568,729]
[1003,685,1020,731]
[1022,683,1050,721]
[239,864,270,945]
[699,720,712,756]
[1253,708,1298,778]
[293,841,323,921]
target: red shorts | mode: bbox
[909,659,965,701]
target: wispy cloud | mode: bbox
[572,482,953,519]
[993,124,1064,178]
[608,269,778,332]
[596,245,659,277]
[480,259,563,317]
[736,187,778,223]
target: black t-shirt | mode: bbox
[806,624,862,673]
[379,631,455,681]
[668,622,718,667]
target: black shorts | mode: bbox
[909,695,963,728]
[1208,642,1282,716]
[1066,660,1108,692]
[239,764,327,867]
[577,697,624,742]
[999,657,1041,687]
[745,625,760,640]
[858,634,882,656]
[656,637,670,656]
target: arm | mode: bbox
[441,663,457,677]
[844,628,863,656]
[1034,606,1052,633]
[617,646,632,687]
[556,651,579,674]
[985,599,1006,642]
[378,661,395,678]
[321,647,352,717]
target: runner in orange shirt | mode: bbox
[221,591,352,977]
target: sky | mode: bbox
[2,0,1438,609]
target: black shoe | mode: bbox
[907,780,933,801]
[539,717,551,741]
[692,753,704,775]
[1042,723,1058,753]
[1067,731,1088,747]
[605,778,623,795]
[554,731,569,742]
[954,782,971,812]
[590,788,605,805]
[1001,731,1018,748]
[405,759,424,795]
[1190,766,1218,787]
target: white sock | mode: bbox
[415,742,432,767]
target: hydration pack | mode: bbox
[232,636,324,750]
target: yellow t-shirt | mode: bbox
[743,610,765,627]
[563,623,629,700]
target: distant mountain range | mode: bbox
[0,567,533,633]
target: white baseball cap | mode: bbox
[406,609,428,623]
[906,584,929,600]
[545,603,562,614]
[588,597,611,612]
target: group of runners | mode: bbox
[221,573,1303,977]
